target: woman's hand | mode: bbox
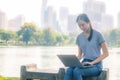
[82,62,93,66]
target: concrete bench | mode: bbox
[20,64,58,80]
[56,68,109,80]
[20,64,109,80]
[86,68,109,80]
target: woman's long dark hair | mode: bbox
[76,13,93,41]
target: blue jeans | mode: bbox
[64,59,102,80]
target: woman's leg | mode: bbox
[64,67,74,80]
[73,66,101,80]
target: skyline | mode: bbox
[0,0,120,27]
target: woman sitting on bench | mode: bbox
[64,13,109,80]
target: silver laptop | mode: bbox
[57,55,93,68]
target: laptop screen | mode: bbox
[57,55,82,67]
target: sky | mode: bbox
[0,0,120,27]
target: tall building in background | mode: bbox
[41,0,47,28]
[83,0,114,31]
[44,6,59,30]
[41,0,60,32]
[8,15,25,31]
[0,10,8,30]
[83,0,105,14]
[67,15,77,32]
[45,6,56,28]
[117,12,120,28]
[52,12,61,32]
[59,7,69,33]
[40,0,115,33]
[101,14,114,31]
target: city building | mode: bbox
[59,7,69,33]
[117,12,120,28]
[0,10,8,30]
[83,0,114,31]
[8,15,25,31]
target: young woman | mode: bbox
[64,13,109,80]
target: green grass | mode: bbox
[0,76,19,80]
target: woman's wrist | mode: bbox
[90,62,95,65]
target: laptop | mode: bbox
[57,55,93,68]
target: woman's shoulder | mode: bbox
[77,32,84,38]
[93,29,102,35]
[93,30,104,40]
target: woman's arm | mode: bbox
[84,42,109,65]
[91,42,109,65]
[77,46,83,60]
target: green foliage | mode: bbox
[42,27,57,45]
[109,29,120,47]
[1,23,120,47]
[0,76,19,80]
[56,35,64,46]
[18,22,37,45]
[103,28,120,47]
[0,76,5,80]
[0,30,16,44]
[31,30,44,45]
[0,27,75,46]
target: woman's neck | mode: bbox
[84,28,91,37]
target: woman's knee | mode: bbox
[73,67,81,76]
[66,67,74,75]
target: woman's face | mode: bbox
[77,20,90,32]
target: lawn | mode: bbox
[0,76,19,80]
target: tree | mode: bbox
[109,29,120,47]
[31,30,44,45]
[0,30,15,44]
[18,22,38,45]
[56,35,64,46]
[42,27,57,46]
